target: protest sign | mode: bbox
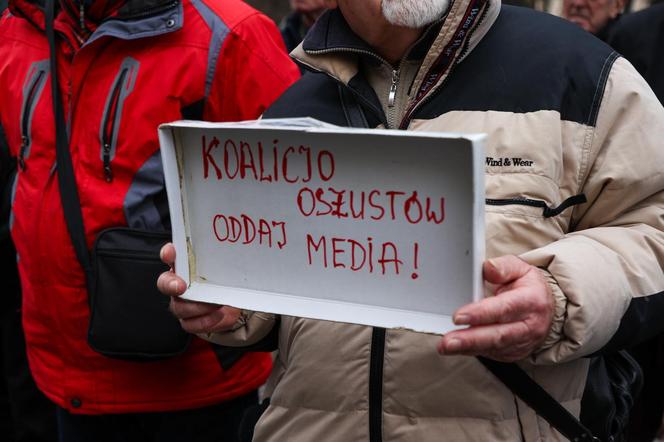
[159,119,485,334]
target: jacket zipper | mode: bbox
[299,47,397,128]
[79,1,85,30]
[485,194,587,218]
[304,22,440,129]
[386,68,401,129]
[19,70,46,171]
[485,197,549,208]
[387,69,400,108]
[369,327,386,442]
[60,0,90,38]
[398,2,490,130]
[101,68,128,182]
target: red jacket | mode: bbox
[0,0,299,414]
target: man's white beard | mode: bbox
[381,0,450,28]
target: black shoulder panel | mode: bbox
[415,6,619,126]
[592,290,664,355]
[264,71,383,128]
[264,72,349,126]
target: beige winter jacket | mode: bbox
[206,0,664,440]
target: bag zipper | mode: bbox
[95,249,162,260]
[101,67,128,182]
[19,69,47,171]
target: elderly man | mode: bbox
[563,0,625,40]
[160,0,664,440]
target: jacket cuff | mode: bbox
[535,268,567,352]
[199,310,276,347]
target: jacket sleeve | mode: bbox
[199,310,279,349]
[521,57,664,364]
[204,11,300,122]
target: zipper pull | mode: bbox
[18,136,29,171]
[388,69,400,108]
[103,143,113,182]
[79,1,85,30]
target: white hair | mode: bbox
[381,0,450,28]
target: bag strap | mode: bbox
[478,357,598,441]
[45,0,94,287]
[337,85,599,442]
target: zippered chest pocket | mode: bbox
[486,194,587,219]
[98,57,140,182]
[19,60,49,170]
[484,191,588,257]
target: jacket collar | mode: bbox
[301,9,441,63]
[301,9,375,56]
[10,0,181,48]
[292,0,501,128]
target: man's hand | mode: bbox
[437,255,554,362]
[157,243,241,334]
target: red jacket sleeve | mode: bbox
[204,12,300,122]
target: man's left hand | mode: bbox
[437,255,554,362]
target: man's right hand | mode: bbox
[157,243,241,334]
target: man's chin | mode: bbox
[568,16,592,31]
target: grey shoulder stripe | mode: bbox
[124,150,170,231]
[586,51,620,128]
[8,172,17,232]
[20,60,49,164]
[190,0,230,98]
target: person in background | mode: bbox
[608,2,664,103]
[606,4,664,440]
[563,0,625,40]
[281,0,327,52]
[159,0,664,440]
[0,0,298,441]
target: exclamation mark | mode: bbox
[411,242,419,280]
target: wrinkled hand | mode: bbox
[437,255,554,362]
[157,243,241,334]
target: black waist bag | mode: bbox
[87,228,191,360]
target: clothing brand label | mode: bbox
[485,157,534,167]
